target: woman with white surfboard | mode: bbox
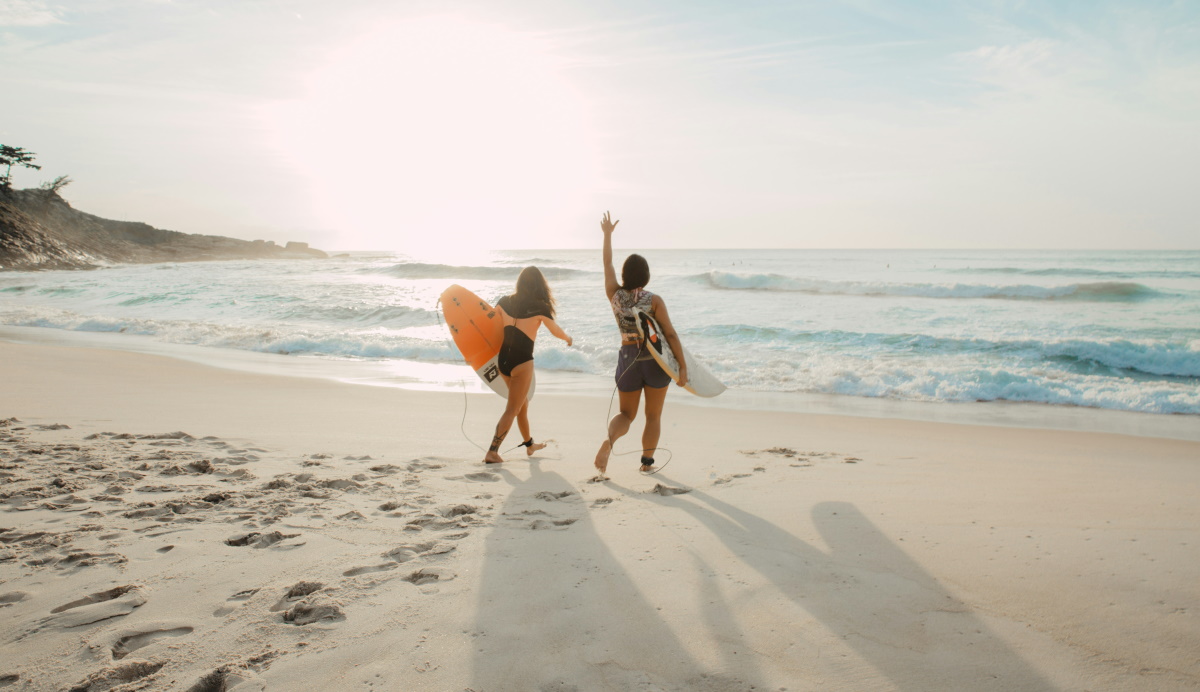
[483,266,573,464]
[594,211,689,475]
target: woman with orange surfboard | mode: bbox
[483,266,573,464]
[594,211,689,476]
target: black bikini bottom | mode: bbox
[498,326,534,376]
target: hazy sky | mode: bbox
[2,0,1198,252]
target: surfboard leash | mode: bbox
[435,298,487,454]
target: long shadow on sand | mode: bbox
[614,473,1055,691]
[470,461,764,691]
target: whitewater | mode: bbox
[1,249,1198,417]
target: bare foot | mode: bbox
[525,441,548,456]
[484,451,504,464]
[640,462,655,473]
[594,440,612,474]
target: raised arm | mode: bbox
[601,211,620,300]
[542,317,573,347]
[650,295,688,387]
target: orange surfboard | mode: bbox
[439,284,534,400]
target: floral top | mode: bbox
[610,288,655,342]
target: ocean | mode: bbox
[2,249,1198,423]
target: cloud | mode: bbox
[0,0,62,26]
[962,38,1110,96]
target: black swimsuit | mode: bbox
[498,326,534,376]
[496,296,551,376]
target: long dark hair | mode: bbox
[513,266,555,318]
[621,254,650,290]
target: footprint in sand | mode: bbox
[224,531,299,548]
[463,472,500,482]
[283,597,345,626]
[112,626,194,659]
[51,585,140,614]
[0,591,31,607]
[142,431,194,441]
[67,661,165,692]
[342,563,400,577]
[46,586,146,630]
[407,459,446,472]
[53,550,127,570]
[649,484,691,496]
[270,583,343,625]
[440,504,480,518]
[213,588,259,617]
[186,665,264,692]
[527,518,579,530]
[269,581,324,612]
[343,541,456,577]
[408,540,456,556]
[402,567,455,586]
[534,491,577,502]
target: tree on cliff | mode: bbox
[0,145,42,191]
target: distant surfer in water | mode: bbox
[595,211,689,475]
[484,266,573,464]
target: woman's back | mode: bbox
[498,294,552,340]
[610,287,655,343]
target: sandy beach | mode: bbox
[1,338,1198,691]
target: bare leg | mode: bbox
[594,389,641,474]
[484,363,534,464]
[640,385,668,471]
[516,401,547,456]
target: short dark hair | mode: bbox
[621,254,650,290]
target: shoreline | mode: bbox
[2,337,1198,689]
[3,323,1197,443]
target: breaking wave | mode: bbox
[369,263,591,281]
[699,272,1162,301]
[692,325,1200,378]
[948,267,1200,280]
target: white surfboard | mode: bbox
[632,307,726,398]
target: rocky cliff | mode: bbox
[0,188,327,270]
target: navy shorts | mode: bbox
[616,344,671,392]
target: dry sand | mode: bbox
[1,339,1197,691]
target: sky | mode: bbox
[1,0,1198,253]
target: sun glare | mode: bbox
[266,16,600,255]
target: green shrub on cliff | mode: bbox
[0,145,42,192]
